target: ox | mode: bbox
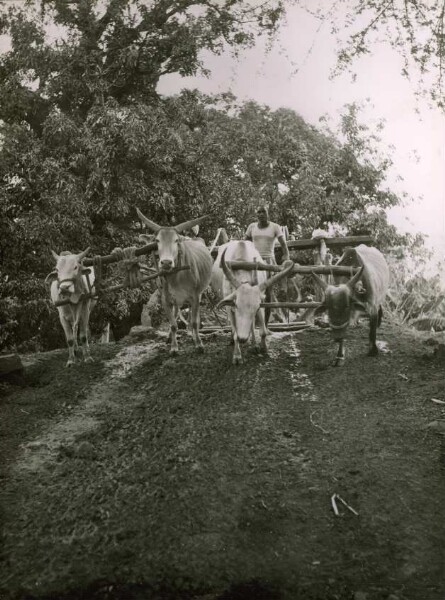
[311,244,390,366]
[46,249,96,367]
[136,208,213,354]
[212,240,294,364]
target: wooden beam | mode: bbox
[210,235,374,257]
[54,266,190,305]
[261,302,322,309]
[83,241,158,267]
[286,235,374,250]
[267,322,310,331]
[227,261,360,276]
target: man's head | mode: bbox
[256,205,269,227]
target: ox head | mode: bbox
[312,267,366,340]
[218,251,294,343]
[136,207,206,271]
[47,248,90,297]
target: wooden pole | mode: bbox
[83,241,158,267]
[53,266,190,305]
[286,235,374,250]
[260,302,322,309]
[210,235,374,257]
[227,261,360,276]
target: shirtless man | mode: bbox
[245,206,290,323]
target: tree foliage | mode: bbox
[0,0,422,351]
[308,0,445,108]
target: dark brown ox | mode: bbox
[212,240,294,364]
[312,244,390,366]
[46,249,96,367]
[136,208,213,354]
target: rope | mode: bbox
[112,246,144,289]
[93,255,103,292]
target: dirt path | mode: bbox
[0,323,444,600]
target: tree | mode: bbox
[308,0,445,108]
[0,0,289,350]
[0,1,422,351]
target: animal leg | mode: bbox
[257,309,268,354]
[227,307,236,346]
[79,307,93,363]
[162,295,179,354]
[190,297,204,353]
[368,313,379,356]
[228,310,242,364]
[268,288,285,323]
[333,339,346,367]
[60,315,76,367]
[264,287,272,326]
[250,320,259,352]
[377,305,383,327]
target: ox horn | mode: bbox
[347,266,365,291]
[77,247,90,261]
[174,215,209,234]
[311,271,329,292]
[45,270,58,283]
[260,260,295,292]
[136,207,162,232]
[221,249,240,289]
[51,249,60,261]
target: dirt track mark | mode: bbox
[16,342,160,473]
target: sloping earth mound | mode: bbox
[0,322,444,600]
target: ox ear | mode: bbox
[77,247,90,261]
[139,233,155,244]
[45,271,58,284]
[51,249,60,261]
[136,207,161,232]
[217,291,236,309]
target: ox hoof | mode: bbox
[66,360,76,368]
[84,356,94,364]
[196,345,205,354]
[332,357,345,367]
[232,356,243,366]
[170,349,179,356]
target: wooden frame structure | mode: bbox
[48,227,374,333]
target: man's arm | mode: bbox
[245,223,253,241]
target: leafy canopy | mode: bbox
[0,0,421,350]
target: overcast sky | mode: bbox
[158,5,445,258]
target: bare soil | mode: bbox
[0,322,444,600]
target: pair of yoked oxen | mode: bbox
[47,209,390,367]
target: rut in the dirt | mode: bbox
[0,323,444,600]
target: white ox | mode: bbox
[212,240,294,364]
[136,208,213,354]
[312,244,390,366]
[46,249,96,367]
